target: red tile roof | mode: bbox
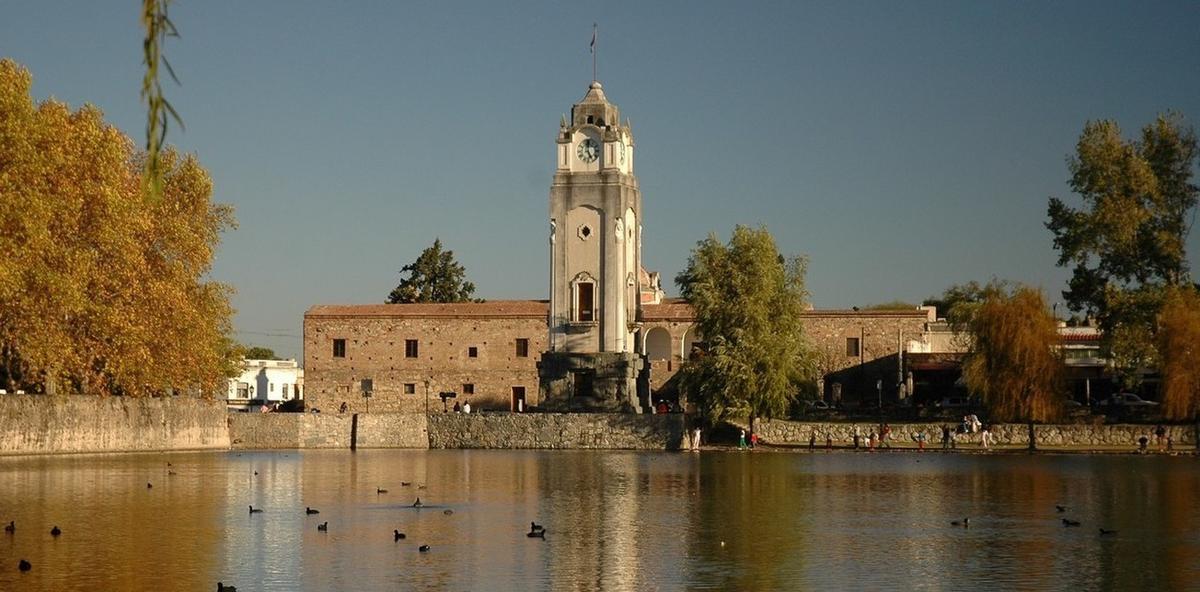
[306,300,549,319]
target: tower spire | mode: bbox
[590,23,597,82]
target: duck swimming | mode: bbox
[527,529,546,539]
[1062,518,1081,527]
[950,518,969,527]
[377,487,388,494]
[216,583,236,592]
[50,526,61,537]
[418,544,430,552]
[306,507,320,515]
[18,559,31,572]
[530,522,544,533]
[249,506,264,514]
[4,521,13,533]
[1099,528,1117,536]
[394,530,406,541]
[317,522,328,532]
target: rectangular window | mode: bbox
[516,338,529,358]
[846,337,860,357]
[237,382,249,399]
[405,339,419,358]
[333,338,347,358]
[577,282,594,322]
[468,346,478,358]
[282,384,289,399]
[270,382,275,393]
[463,383,475,395]
[404,383,416,394]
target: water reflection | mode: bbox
[0,450,1196,591]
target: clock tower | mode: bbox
[538,81,646,412]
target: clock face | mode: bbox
[577,138,599,163]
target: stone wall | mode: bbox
[0,395,229,455]
[227,413,352,449]
[428,412,685,450]
[228,413,429,449]
[751,419,1197,448]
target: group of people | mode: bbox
[451,401,472,414]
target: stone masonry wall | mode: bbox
[428,413,685,450]
[751,419,1197,448]
[304,313,547,415]
[0,395,229,455]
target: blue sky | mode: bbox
[4,1,1198,359]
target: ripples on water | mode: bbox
[0,450,1196,591]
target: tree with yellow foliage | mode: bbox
[0,59,237,397]
[962,286,1065,449]
[1157,288,1200,447]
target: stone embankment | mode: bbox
[427,413,685,450]
[0,395,229,455]
[749,419,1196,450]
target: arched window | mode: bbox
[571,272,597,322]
[682,327,703,360]
[645,327,672,361]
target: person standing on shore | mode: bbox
[738,430,746,449]
[693,426,702,451]
[1155,424,1166,451]
[880,423,892,449]
[941,425,951,450]
[981,425,992,449]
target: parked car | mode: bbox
[935,396,971,408]
[1097,393,1159,407]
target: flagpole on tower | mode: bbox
[590,23,597,82]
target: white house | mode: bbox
[226,359,303,411]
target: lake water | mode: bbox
[0,449,1196,591]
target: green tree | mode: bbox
[1157,288,1200,430]
[0,59,237,396]
[243,346,279,360]
[962,286,1064,449]
[386,239,477,304]
[1046,113,1198,386]
[862,300,918,311]
[675,226,812,433]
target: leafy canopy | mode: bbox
[962,286,1065,423]
[0,59,237,396]
[386,239,477,304]
[675,226,812,426]
[243,346,279,361]
[1046,113,1198,384]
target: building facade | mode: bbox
[226,359,304,411]
[303,300,934,414]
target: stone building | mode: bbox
[303,299,933,414]
[303,79,937,414]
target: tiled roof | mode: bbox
[306,300,549,319]
[641,299,931,322]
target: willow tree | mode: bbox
[962,286,1064,449]
[0,59,237,396]
[675,225,811,434]
[1157,288,1200,443]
